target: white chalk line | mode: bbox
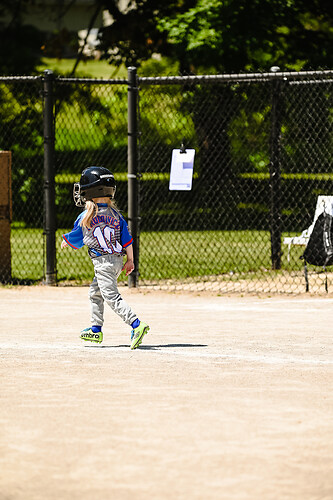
[0,342,332,366]
[183,303,333,313]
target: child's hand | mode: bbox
[122,259,134,276]
[61,240,68,249]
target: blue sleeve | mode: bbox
[119,215,133,248]
[62,212,85,249]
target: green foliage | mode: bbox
[55,83,128,153]
[156,0,333,72]
[98,0,196,69]
[1,0,332,77]
[282,83,333,172]
[95,0,333,72]
[0,81,44,225]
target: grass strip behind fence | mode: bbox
[10,228,305,283]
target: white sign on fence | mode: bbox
[169,149,195,191]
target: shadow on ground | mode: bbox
[86,343,208,349]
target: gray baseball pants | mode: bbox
[89,254,138,328]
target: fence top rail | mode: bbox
[138,69,333,85]
[0,75,41,82]
[55,76,129,85]
[0,75,127,85]
[1,69,332,86]
[289,78,333,85]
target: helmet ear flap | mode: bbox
[73,182,85,207]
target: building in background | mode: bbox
[1,0,129,59]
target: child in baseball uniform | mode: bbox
[61,166,149,349]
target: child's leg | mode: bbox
[89,276,104,327]
[80,277,104,344]
[92,255,138,326]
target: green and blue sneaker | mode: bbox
[80,327,103,344]
[130,322,150,350]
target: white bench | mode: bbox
[284,195,333,262]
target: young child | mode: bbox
[61,166,149,349]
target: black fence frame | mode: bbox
[1,67,333,288]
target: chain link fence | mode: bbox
[137,71,333,293]
[54,77,129,282]
[0,76,44,283]
[0,69,332,293]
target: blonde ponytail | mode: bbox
[80,198,120,229]
[81,201,98,228]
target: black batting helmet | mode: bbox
[73,166,116,207]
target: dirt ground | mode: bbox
[1,286,333,500]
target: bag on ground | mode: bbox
[302,212,333,267]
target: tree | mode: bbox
[97,0,196,69]
[98,0,333,72]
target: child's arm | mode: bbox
[61,213,85,250]
[122,244,134,276]
[119,213,134,276]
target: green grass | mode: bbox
[37,58,128,79]
[10,228,305,284]
[37,56,180,79]
[140,230,275,281]
[55,172,198,183]
[240,172,333,180]
[11,229,44,282]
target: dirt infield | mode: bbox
[1,286,333,500]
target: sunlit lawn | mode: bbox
[10,228,304,283]
[37,58,128,79]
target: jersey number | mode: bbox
[93,226,122,253]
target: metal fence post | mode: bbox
[127,67,139,288]
[43,69,57,285]
[269,67,284,270]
